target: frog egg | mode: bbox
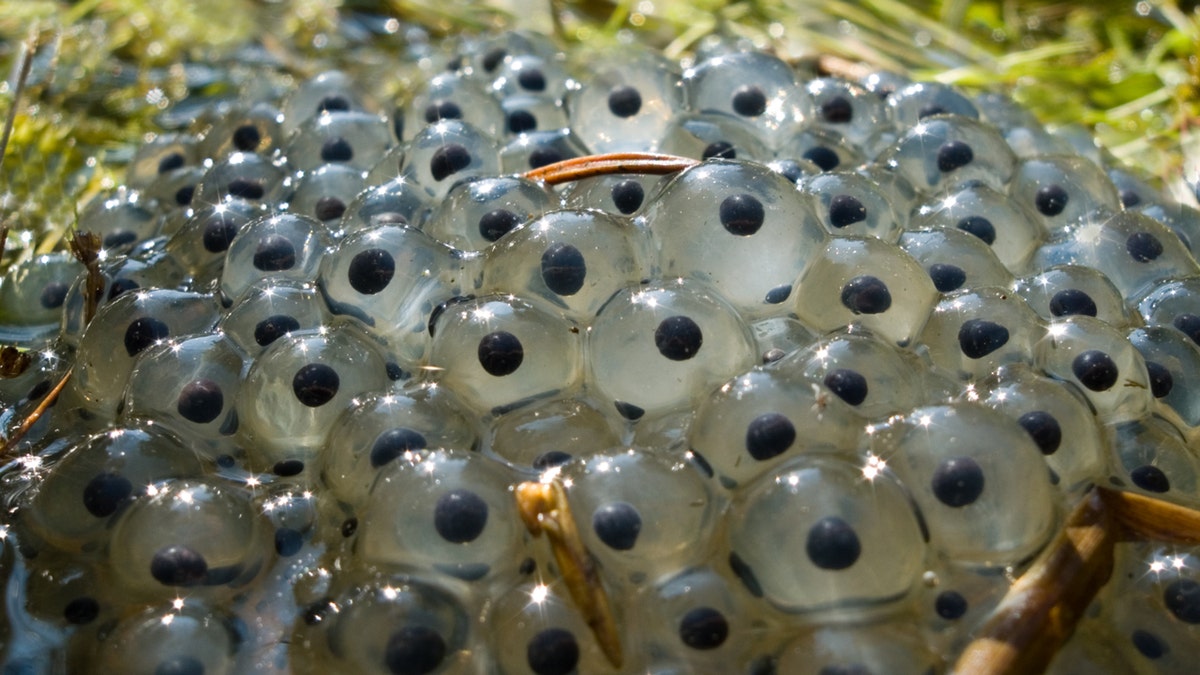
[658,112,773,163]
[767,157,824,185]
[499,128,589,173]
[318,385,480,505]
[1048,620,1148,675]
[500,93,569,136]
[750,315,817,364]
[218,280,333,358]
[643,159,827,317]
[793,236,938,347]
[887,82,980,129]
[879,114,1016,195]
[358,448,523,585]
[463,30,561,78]
[236,321,391,469]
[196,102,286,160]
[490,51,573,100]
[399,120,501,199]
[1107,416,1200,505]
[566,52,685,154]
[23,425,204,554]
[126,132,200,189]
[1128,326,1200,429]
[1137,276,1200,337]
[1014,264,1133,328]
[1010,155,1121,232]
[804,77,889,150]
[919,286,1045,381]
[899,227,1015,294]
[281,70,371,136]
[282,163,368,226]
[1035,316,1153,422]
[85,602,244,675]
[1043,210,1200,300]
[973,92,1070,158]
[107,478,272,602]
[1107,166,1165,212]
[290,575,471,675]
[0,343,66,417]
[428,294,582,415]
[777,126,866,173]
[774,619,942,675]
[683,50,808,149]
[0,252,80,345]
[191,151,288,209]
[481,209,653,322]
[1140,200,1200,256]
[401,71,506,140]
[912,182,1045,272]
[726,455,927,613]
[284,110,394,172]
[1098,543,1200,675]
[689,367,865,490]
[219,212,331,304]
[918,563,1011,658]
[19,549,115,634]
[365,140,408,185]
[780,329,930,419]
[165,200,270,279]
[486,395,621,471]
[975,363,1106,494]
[486,580,618,675]
[630,566,758,671]
[67,289,220,419]
[145,164,206,213]
[340,176,432,234]
[863,403,1057,565]
[799,171,904,241]
[554,448,719,584]
[857,161,921,219]
[77,187,161,253]
[61,246,187,345]
[588,279,756,421]
[424,175,555,251]
[121,333,244,455]
[558,173,668,219]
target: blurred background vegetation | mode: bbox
[0,0,1197,260]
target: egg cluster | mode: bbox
[3,30,1200,674]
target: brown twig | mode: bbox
[523,152,699,185]
[1,365,72,458]
[1098,486,1200,546]
[953,484,1200,674]
[515,479,623,668]
[952,489,1116,675]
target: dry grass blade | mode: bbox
[0,23,38,178]
[523,152,699,185]
[952,488,1116,675]
[1,366,72,459]
[67,231,103,324]
[515,479,623,668]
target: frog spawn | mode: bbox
[1,30,1199,675]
